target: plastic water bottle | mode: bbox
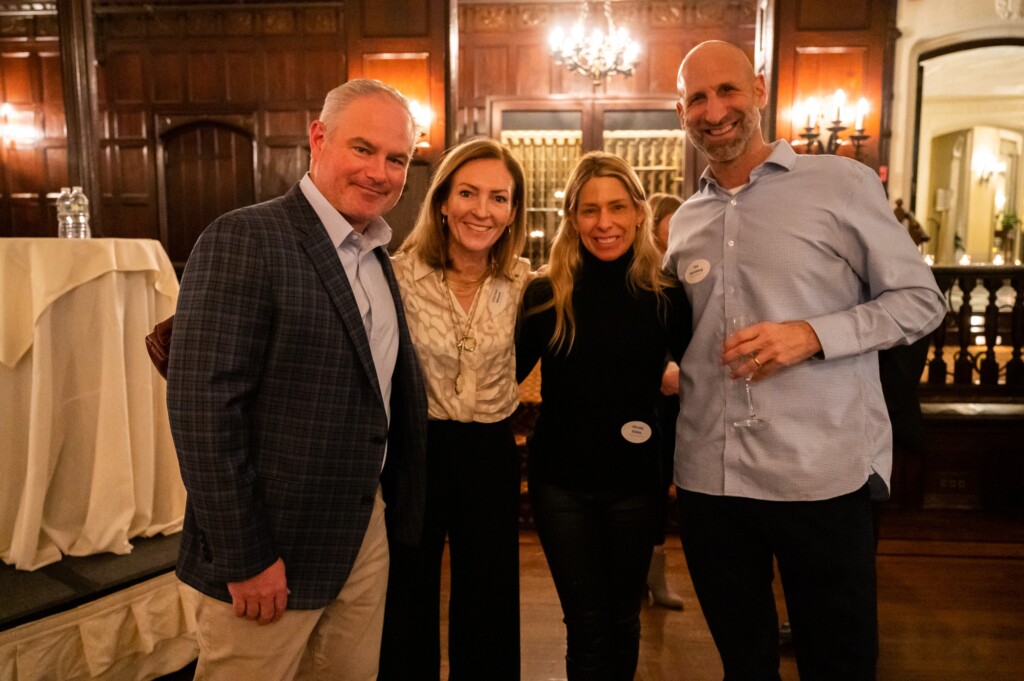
[67,186,91,238]
[56,186,73,238]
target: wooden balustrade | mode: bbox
[923,266,1024,397]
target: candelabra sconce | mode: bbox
[792,90,871,162]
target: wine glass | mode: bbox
[727,314,768,428]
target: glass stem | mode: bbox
[743,377,757,419]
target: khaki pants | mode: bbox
[191,489,389,681]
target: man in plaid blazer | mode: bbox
[166,79,427,680]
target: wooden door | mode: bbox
[160,121,255,273]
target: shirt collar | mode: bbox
[299,172,393,252]
[408,251,439,281]
[697,139,796,194]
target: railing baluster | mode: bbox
[954,275,976,385]
[1008,274,1024,387]
[980,276,1001,385]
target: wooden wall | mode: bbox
[0,10,65,237]
[0,0,446,259]
[764,0,897,174]
[456,1,758,140]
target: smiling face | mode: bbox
[441,157,516,264]
[575,176,639,261]
[308,93,416,232]
[676,41,766,167]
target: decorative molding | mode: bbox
[95,5,343,39]
[459,1,759,35]
[650,3,684,28]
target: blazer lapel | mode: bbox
[288,191,384,404]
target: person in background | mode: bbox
[666,41,945,680]
[166,79,428,681]
[379,137,530,681]
[646,192,685,610]
[517,152,691,680]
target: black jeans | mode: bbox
[530,480,656,681]
[678,485,878,681]
[379,419,521,681]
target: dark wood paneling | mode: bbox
[225,51,257,103]
[162,122,254,269]
[106,51,144,103]
[187,51,223,103]
[362,0,428,38]
[769,0,895,172]
[797,0,869,30]
[1,52,33,102]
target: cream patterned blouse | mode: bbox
[392,252,531,423]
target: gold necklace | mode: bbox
[440,270,486,395]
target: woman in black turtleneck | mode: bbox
[516,152,691,681]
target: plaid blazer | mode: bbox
[166,184,427,609]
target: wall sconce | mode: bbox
[408,100,433,150]
[791,90,871,161]
[973,150,1005,184]
[0,102,42,148]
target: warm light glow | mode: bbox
[924,253,936,266]
[854,98,869,131]
[973,149,1003,183]
[992,253,1006,266]
[996,190,1007,213]
[408,100,433,130]
[959,253,973,266]
[0,103,42,146]
[529,229,546,239]
[830,89,847,123]
[549,1,640,85]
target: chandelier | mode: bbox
[548,1,640,86]
[995,0,1024,19]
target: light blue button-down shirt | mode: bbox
[665,140,945,502]
[299,174,399,457]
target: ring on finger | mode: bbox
[752,356,763,368]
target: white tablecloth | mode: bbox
[0,238,185,570]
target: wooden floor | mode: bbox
[161,521,1024,681]
[486,532,1024,681]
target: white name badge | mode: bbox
[489,279,508,312]
[685,259,711,285]
[620,421,652,444]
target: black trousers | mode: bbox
[530,480,656,681]
[677,485,878,681]
[379,419,521,681]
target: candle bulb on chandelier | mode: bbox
[831,89,846,123]
[855,97,869,132]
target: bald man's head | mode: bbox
[675,40,767,166]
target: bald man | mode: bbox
[663,41,944,680]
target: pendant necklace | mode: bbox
[440,270,485,395]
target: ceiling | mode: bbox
[921,45,1024,98]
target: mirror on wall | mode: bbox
[913,42,1024,265]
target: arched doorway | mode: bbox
[157,115,256,273]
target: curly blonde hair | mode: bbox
[531,151,672,351]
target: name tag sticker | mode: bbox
[621,421,652,444]
[685,259,711,285]
[489,279,508,312]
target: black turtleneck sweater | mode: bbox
[516,248,691,495]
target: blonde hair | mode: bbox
[648,192,682,252]
[532,151,672,352]
[399,137,527,278]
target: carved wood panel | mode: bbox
[458,1,758,108]
[769,0,896,173]
[160,121,255,271]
